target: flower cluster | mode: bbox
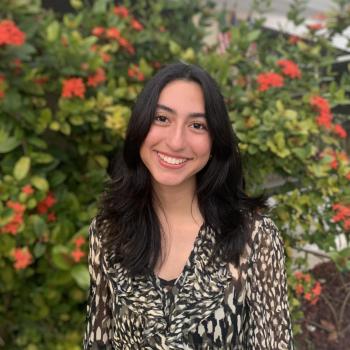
[71,236,86,263]
[294,271,322,305]
[87,68,106,87]
[310,95,347,138]
[91,26,136,55]
[256,72,284,92]
[37,192,57,222]
[277,59,302,79]
[113,5,144,31]
[332,203,350,231]
[12,247,32,270]
[0,20,25,46]
[128,64,144,81]
[61,78,86,99]
[1,201,25,235]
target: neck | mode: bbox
[152,180,202,226]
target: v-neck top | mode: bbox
[83,214,294,349]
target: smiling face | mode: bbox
[139,79,212,192]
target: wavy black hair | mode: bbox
[96,62,267,276]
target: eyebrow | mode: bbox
[156,104,206,118]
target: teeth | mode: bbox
[158,152,187,165]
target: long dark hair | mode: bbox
[97,62,267,276]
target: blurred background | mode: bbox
[0,0,349,349]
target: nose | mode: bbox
[165,123,186,151]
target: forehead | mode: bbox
[157,80,205,112]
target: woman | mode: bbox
[83,62,294,349]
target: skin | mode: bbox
[139,79,212,280]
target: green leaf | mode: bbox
[92,0,108,13]
[71,264,89,289]
[47,21,60,42]
[13,156,31,180]
[33,243,46,258]
[0,127,21,153]
[51,245,71,270]
[30,215,47,237]
[247,30,261,42]
[31,176,49,192]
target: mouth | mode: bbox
[156,151,190,165]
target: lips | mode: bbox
[156,151,191,167]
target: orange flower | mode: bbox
[37,192,56,214]
[333,124,347,138]
[307,23,325,31]
[74,236,86,248]
[101,52,112,63]
[22,184,34,195]
[303,273,311,283]
[312,281,322,296]
[277,59,301,79]
[256,72,284,92]
[87,68,106,87]
[346,172,350,180]
[7,200,25,214]
[288,35,300,45]
[12,247,32,270]
[310,96,333,129]
[106,27,121,40]
[114,5,129,18]
[92,27,105,37]
[0,20,26,46]
[61,78,85,99]
[295,284,304,296]
[304,292,312,301]
[294,271,303,280]
[118,36,135,55]
[128,64,144,81]
[131,18,143,31]
[310,296,319,305]
[71,248,85,262]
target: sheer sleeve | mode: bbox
[245,217,294,349]
[83,218,115,349]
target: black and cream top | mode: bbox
[83,215,294,349]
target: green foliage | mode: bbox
[0,0,213,348]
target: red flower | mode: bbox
[37,192,56,214]
[101,52,112,63]
[131,18,143,31]
[295,284,304,296]
[288,35,300,45]
[61,78,85,99]
[114,5,129,18]
[0,20,26,46]
[47,212,57,222]
[346,172,350,180]
[71,248,85,262]
[118,36,135,55]
[307,23,325,31]
[310,96,333,129]
[12,247,32,270]
[303,273,311,283]
[7,200,25,214]
[312,281,322,297]
[87,68,106,87]
[74,236,86,248]
[256,72,284,92]
[106,27,121,40]
[333,124,347,138]
[304,292,313,301]
[22,184,34,195]
[277,59,301,79]
[92,27,105,37]
[128,65,144,81]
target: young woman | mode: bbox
[83,62,294,349]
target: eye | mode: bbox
[154,115,169,124]
[190,122,208,131]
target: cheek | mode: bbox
[194,135,212,157]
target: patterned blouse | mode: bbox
[83,215,294,349]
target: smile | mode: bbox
[156,152,189,165]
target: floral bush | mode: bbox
[0,0,213,348]
[199,0,350,335]
[1,0,350,348]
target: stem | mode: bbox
[296,247,331,260]
[320,293,340,331]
